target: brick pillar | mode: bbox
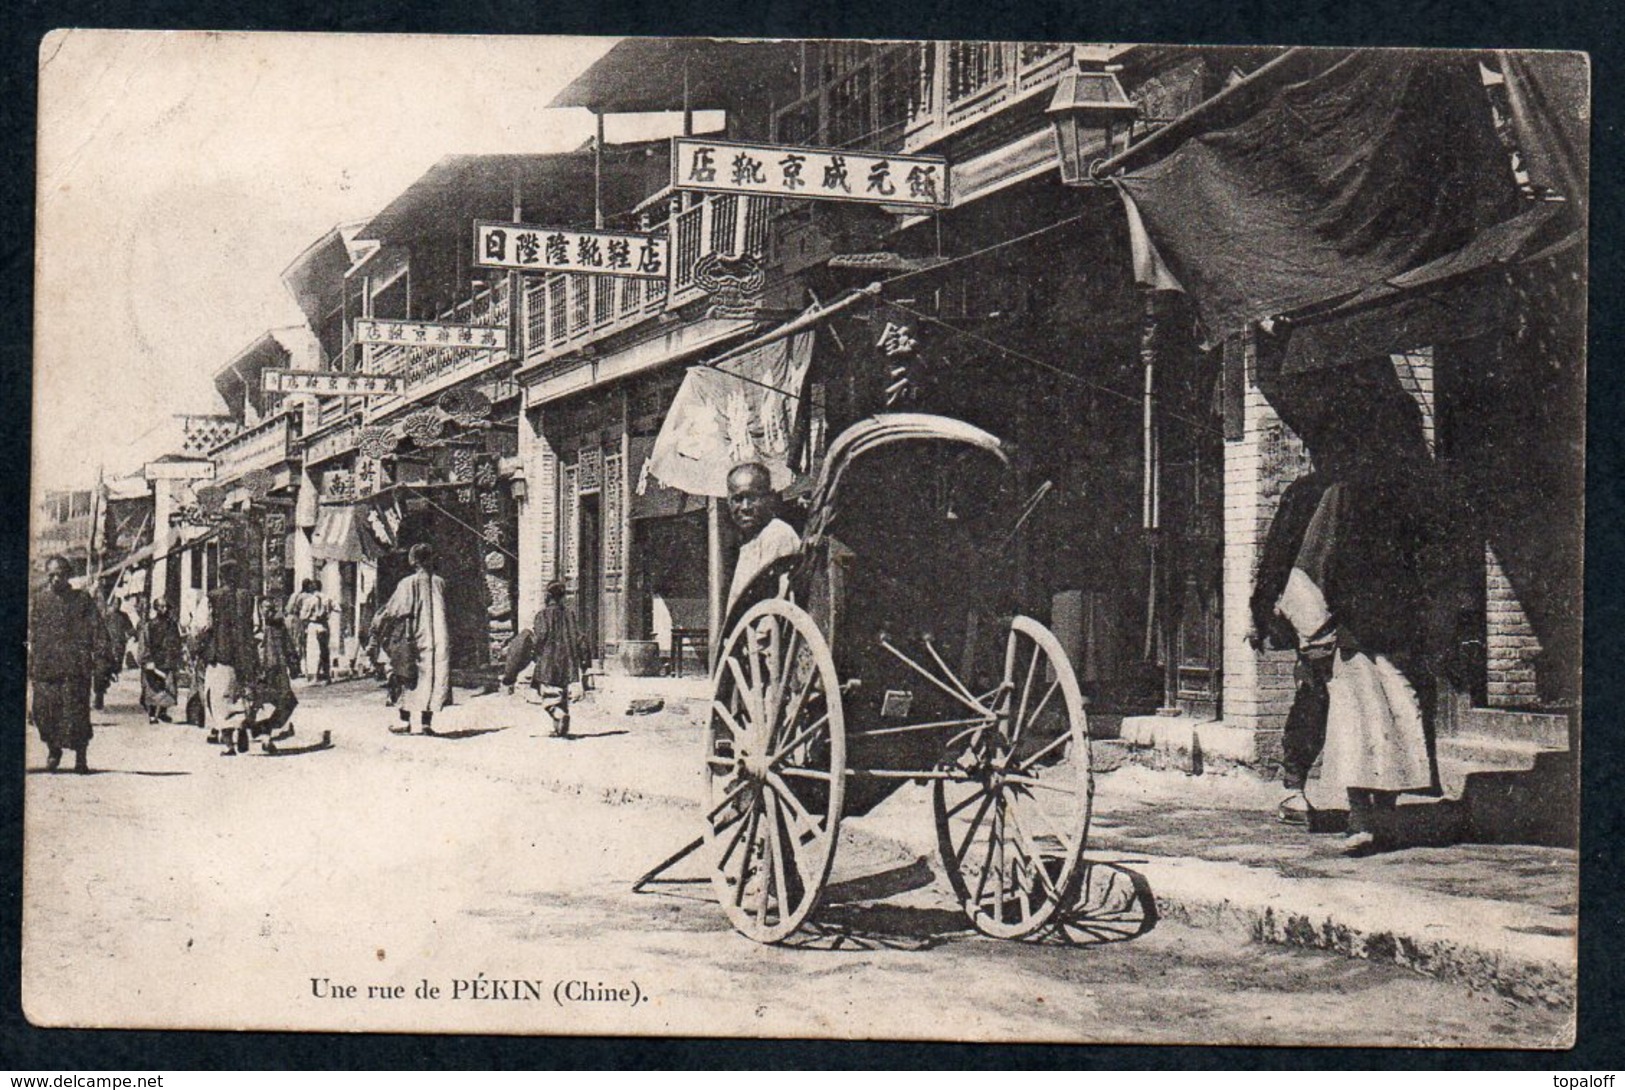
[516,404,559,627]
[1485,543,1541,708]
[1221,331,1309,741]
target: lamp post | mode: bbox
[1046,68,1140,186]
[1049,67,1176,710]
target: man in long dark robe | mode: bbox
[245,595,299,745]
[29,555,102,773]
[137,598,183,723]
[1251,468,1334,825]
[93,599,135,710]
[199,558,258,755]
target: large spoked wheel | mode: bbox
[703,598,847,943]
[933,615,1092,939]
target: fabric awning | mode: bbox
[1277,204,1574,374]
[310,504,371,562]
[1114,51,1525,343]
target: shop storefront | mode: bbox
[361,378,524,672]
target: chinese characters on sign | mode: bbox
[673,138,949,208]
[352,320,508,352]
[143,460,215,482]
[474,221,668,279]
[261,369,405,397]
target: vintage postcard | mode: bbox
[26,32,1585,1045]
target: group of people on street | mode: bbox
[194,558,301,755]
[283,577,335,683]
[32,460,855,772]
[28,556,192,772]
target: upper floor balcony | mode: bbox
[774,41,1082,157]
[208,409,302,487]
[368,279,513,397]
[520,190,770,366]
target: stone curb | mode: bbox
[1113,852,1576,1010]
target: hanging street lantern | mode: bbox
[1046,68,1141,186]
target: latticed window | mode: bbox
[1018,42,1067,68]
[819,41,871,84]
[743,197,770,256]
[603,452,624,576]
[710,195,739,254]
[525,280,547,348]
[827,66,874,147]
[594,276,614,325]
[778,95,820,145]
[875,43,928,134]
[672,204,702,291]
[947,41,1007,104]
[547,276,568,344]
[620,276,643,316]
[570,276,591,333]
[562,464,578,587]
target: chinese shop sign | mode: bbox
[672,138,949,209]
[353,319,509,352]
[262,369,405,397]
[143,459,215,481]
[473,221,668,279]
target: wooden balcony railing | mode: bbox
[520,191,767,365]
[773,41,1078,157]
[366,279,513,394]
[209,410,300,484]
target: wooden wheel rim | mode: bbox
[933,615,1092,939]
[703,598,846,943]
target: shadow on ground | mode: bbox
[783,858,1158,953]
[27,768,191,777]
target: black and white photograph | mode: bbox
[24,32,1587,1046]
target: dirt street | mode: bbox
[22,675,1570,1046]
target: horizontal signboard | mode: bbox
[672,137,949,208]
[353,319,508,350]
[143,460,215,481]
[263,369,404,397]
[474,221,668,278]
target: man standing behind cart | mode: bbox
[726,462,801,613]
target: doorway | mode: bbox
[579,492,602,662]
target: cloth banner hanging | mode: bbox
[1113,52,1523,342]
[643,329,815,498]
[1119,191,1183,293]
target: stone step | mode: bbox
[1445,704,1571,749]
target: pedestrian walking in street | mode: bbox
[136,598,183,724]
[528,580,590,738]
[1275,463,1445,855]
[91,596,133,712]
[377,543,451,735]
[1252,466,1335,827]
[28,555,102,773]
[298,578,334,683]
[247,594,299,746]
[283,581,309,679]
[199,558,259,756]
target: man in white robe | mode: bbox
[379,543,451,734]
